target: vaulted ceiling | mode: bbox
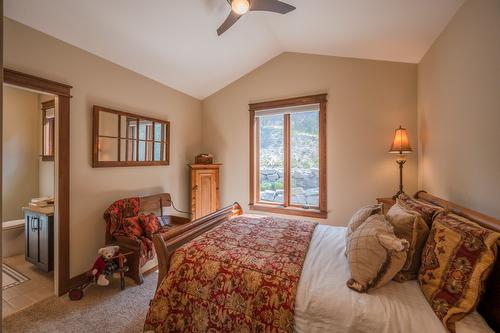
[5,0,464,99]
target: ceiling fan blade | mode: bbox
[250,0,296,14]
[217,11,242,35]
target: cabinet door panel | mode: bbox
[38,216,49,265]
[190,165,220,220]
[25,214,39,263]
[196,171,216,219]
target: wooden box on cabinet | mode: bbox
[24,206,54,272]
[189,164,221,220]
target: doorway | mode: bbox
[2,85,57,316]
[2,69,71,308]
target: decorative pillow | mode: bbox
[397,193,445,226]
[386,203,429,282]
[139,213,160,238]
[419,213,500,332]
[346,214,409,293]
[477,249,500,332]
[346,203,384,239]
[122,216,143,238]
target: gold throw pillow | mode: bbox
[419,213,500,332]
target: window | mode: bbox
[92,105,170,167]
[249,94,327,218]
[41,100,55,161]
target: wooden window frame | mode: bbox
[41,99,55,161]
[92,105,170,168]
[249,94,327,219]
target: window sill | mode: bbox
[249,203,327,219]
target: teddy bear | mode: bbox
[91,245,126,286]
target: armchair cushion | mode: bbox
[123,216,144,238]
[139,213,160,238]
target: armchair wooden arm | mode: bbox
[161,215,191,226]
[153,203,243,289]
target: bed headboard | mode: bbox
[414,191,500,331]
[414,191,500,232]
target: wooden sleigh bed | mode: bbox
[148,192,500,333]
[152,202,244,290]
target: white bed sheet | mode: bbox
[294,225,494,333]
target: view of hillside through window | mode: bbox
[259,115,284,203]
[258,111,319,206]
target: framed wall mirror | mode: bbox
[41,99,56,161]
[92,105,170,167]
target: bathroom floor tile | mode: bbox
[2,287,21,300]
[29,287,54,302]
[2,300,16,318]
[5,293,37,311]
[2,254,55,316]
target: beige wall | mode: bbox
[202,53,418,225]
[2,85,40,221]
[5,18,203,277]
[418,0,500,219]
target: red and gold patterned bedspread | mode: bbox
[144,215,317,333]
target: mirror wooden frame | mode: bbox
[92,105,170,167]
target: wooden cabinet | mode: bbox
[24,207,54,272]
[189,164,221,220]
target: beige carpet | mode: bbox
[3,271,157,333]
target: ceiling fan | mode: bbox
[217,0,296,36]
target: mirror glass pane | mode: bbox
[120,139,137,161]
[154,123,163,141]
[138,120,153,140]
[99,111,118,137]
[154,142,162,161]
[163,125,167,141]
[146,142,153,161]
[120,116,138,139]
[138,141,153,161]
[98,137,118,161]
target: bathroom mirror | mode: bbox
[92,106,170,167]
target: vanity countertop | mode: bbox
[23,205,55,216]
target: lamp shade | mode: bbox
[389,126,412,154]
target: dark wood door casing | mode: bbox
[4,68,72,295]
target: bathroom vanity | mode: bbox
[24,206,54,272]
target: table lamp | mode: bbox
[389,125,412,199]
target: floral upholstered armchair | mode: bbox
[103,193,190,284]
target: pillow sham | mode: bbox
[346,203,384,239]
[346,214,409,293]
[419,213,500,332]
[386,203,429,282]
[139,213,160,238]
[397,193,445,226]
[477,250,500,332]
[122,216,143,238]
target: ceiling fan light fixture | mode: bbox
[231,0,250,15]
